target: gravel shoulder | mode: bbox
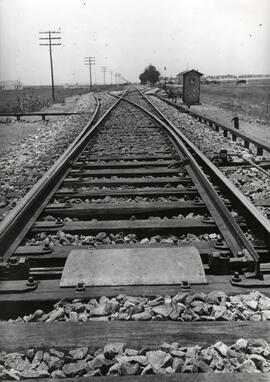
[0,94,83,155]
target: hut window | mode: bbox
[190,78,195,84]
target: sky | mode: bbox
[0,0,269,85]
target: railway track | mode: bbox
[0,88,270,381]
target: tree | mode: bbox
[139,64,160,85]
[139,72,147,85]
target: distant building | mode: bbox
[0,80,23,91]
[63,83,80,89]
[202,74,270,84]
[176,70,203,105]
[159,76,177,85]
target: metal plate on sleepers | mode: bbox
[60,247,206,287]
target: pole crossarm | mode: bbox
[39,37,61,40]
[38,29,62,100]
[39,44,62,46]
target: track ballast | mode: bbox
[0,88,270,381]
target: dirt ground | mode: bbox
[0,95,81,155]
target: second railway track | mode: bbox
[0,88,270,381]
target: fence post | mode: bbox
[232,116,239,129]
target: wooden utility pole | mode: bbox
[84,57,95,91]
[110,70,113,85]
[39,30,61,100]
[100,66,108,85]
[117,73,122,84]
[115,72,120,85]
[164,66,167,94]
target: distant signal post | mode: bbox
[39,30,62,100]
[84,56,96,91]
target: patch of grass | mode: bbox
[0,86,91,113]
[201,84,270,122]
[0,84,126,113]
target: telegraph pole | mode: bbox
[100,66,108,85]
[110,70,113,85]
[84,56,95,91]
[39,30,61,100]
[115,73,120,85]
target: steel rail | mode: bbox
[0,93,127,263]
[120,90,262,278]
[237,154,270,178]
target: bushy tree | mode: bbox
[139,72,147,85]
[139,65,160,85]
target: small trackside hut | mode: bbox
[176,69,203,106]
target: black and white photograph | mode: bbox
[0,0,270,380]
